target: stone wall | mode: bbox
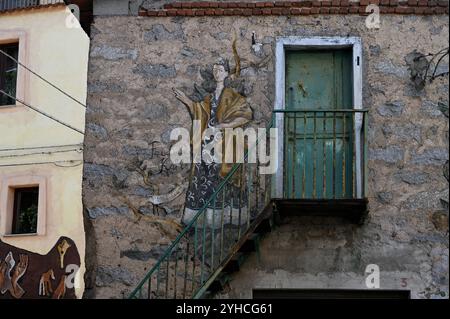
[83,11,448,298]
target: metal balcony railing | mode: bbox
[273,109,368,200]
[0,0,65,11]
[128,119,273,299]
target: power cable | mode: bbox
[0,160,83,168]
[0,143,83,152]
[0,147,82,158]
[0,89,84,135]
[0,49,87,109]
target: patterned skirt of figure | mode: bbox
[183,159,248,228]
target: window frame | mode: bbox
[0,41,19,107]
[0,175,47,237]
[0,30,28,111]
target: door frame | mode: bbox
[273,36,363,199]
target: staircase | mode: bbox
[128,119,275,299]
[200,203,276,297]
[128,165,274,299]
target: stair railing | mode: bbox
[128,118,274,299]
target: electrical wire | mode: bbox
[53,161,83,168]
[0,49,87,109]
[0,143,83,152]
[0,89,84,135]
[0,147,82,159]
[0,160,83,168]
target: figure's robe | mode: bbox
[190,87,253,179]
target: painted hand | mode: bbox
[10,254,28,298]
[172,88,193,109]
[11,254,28,281]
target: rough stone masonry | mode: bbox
[83,1,449,298]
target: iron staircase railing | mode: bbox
[128,118,274,299]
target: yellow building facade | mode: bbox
[0,3,88,299]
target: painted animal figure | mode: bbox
[52,275,66,299]
[39,269,55,296]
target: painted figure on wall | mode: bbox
[173,39,253,225]
[0,253,28,298]
[0,237,80,299]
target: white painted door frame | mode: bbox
[273,36,363,199]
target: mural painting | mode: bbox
[173,39,254,225]
[0,237,80,299]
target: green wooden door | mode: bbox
[284,49,353,199]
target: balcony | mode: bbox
[273,109,369,222]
